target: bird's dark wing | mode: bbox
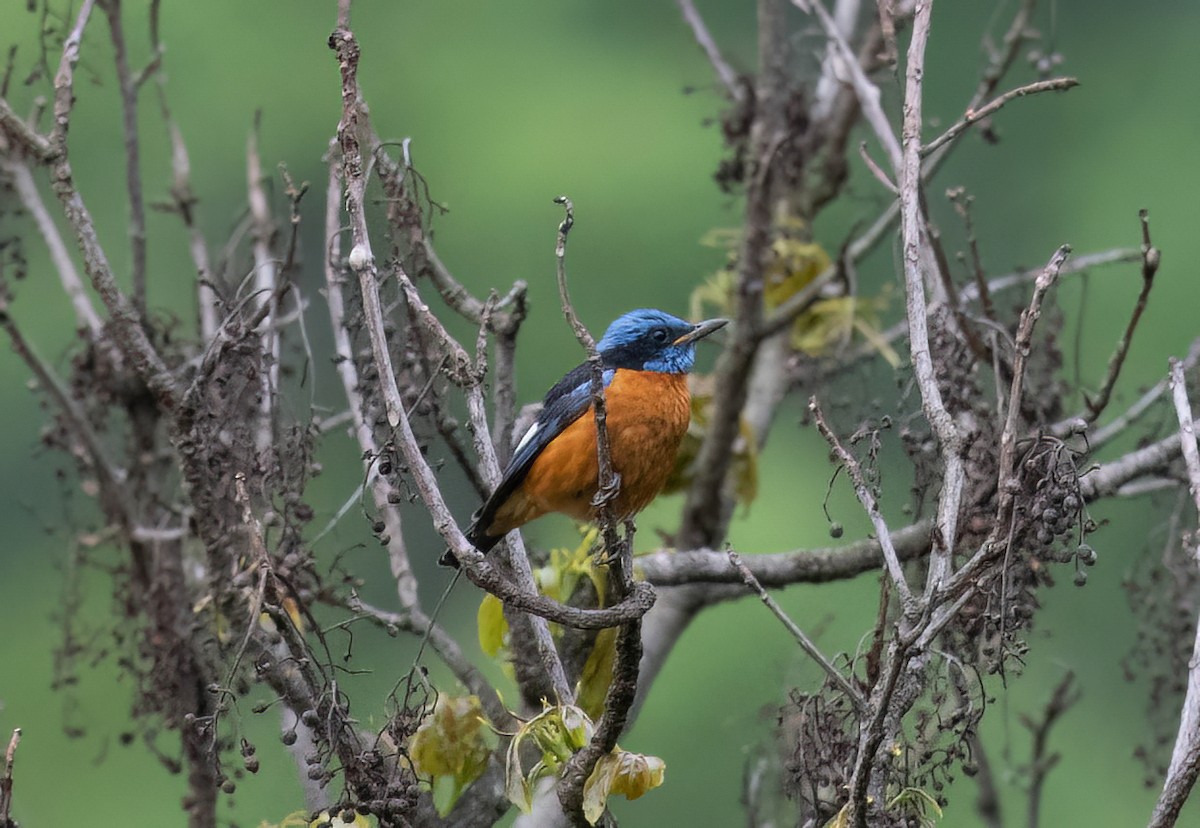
[465,363,614,550]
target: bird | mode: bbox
[450,308,728,564]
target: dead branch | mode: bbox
[1148,359,1200,827]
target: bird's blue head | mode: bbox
[596,308,728,373]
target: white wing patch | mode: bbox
[514,422,539,455]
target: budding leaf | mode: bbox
[504,703,596,813]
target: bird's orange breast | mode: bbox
[487,370,691,536]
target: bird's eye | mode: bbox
[651,328,670,344]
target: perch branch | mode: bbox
[552,198,649,824]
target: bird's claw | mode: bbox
[591,471,622,508]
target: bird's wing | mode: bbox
[467,363,614,548]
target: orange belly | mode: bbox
[487,370,691,536]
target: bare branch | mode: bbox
[1088,337,1200,449]
[322,152,419,610]
[896,0,964,593]
[1148,359,1200,827]
[639,520,932,588]
[42,0,179,409]
[0,98,53,160]
[995,246,1071,515]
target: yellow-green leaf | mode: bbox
[689,267,737,321]
[575,628,617,721]
[789,288,897,366]
[259,811,375,828]
[409,696,491,814]
[763,240,833,311]
[582,749,666,824]
[477,593,508,658]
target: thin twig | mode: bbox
[728,550,867,711]
[1085,209,1161,422]
[921,77,1079,156]
[42,0,179,409]
[810,396,913,608]
[247,115,280,455]
[151,50,217,339]
[331,24,406,431]
[0,295,129,514]
[1022,671,1080,828]
[675,0,745,103]
[102,0,149,317]
[994,246,1071,520]
[1088,336,1200,449]
[947,245,1071,600]
[344,597,512,730]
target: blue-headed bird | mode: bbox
[455,309,727,561]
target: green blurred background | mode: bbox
[1,1,1199,825]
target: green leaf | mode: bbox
[763,239,833,311]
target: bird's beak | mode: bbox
[673,317,729,345]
